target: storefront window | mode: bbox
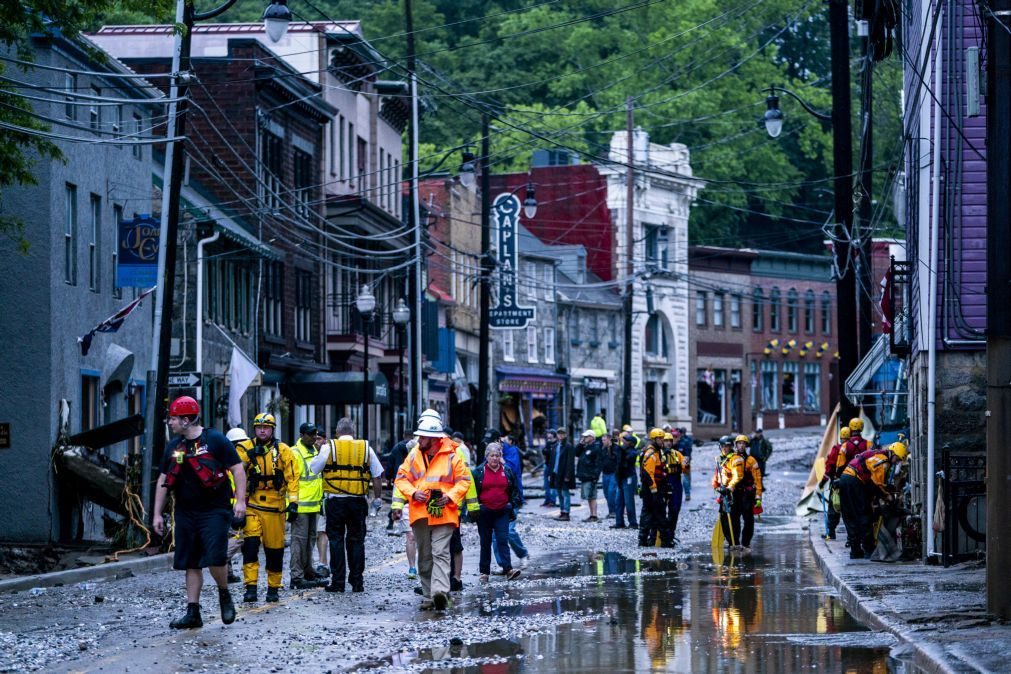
[696,367,725,424]
[761,361,778,410]
[783,361,798,408]
[803,362,820,411]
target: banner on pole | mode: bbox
[117,214,160,288]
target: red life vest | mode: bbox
[842,438,869,465]
[163,432,229,490]
[846,449,883,483]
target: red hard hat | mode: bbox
[168,396,200,417]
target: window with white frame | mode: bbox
[803,362,820,411]
[713,292,724,328]
[293,148,313,218]
[263,261,284,337]
[89,194,100,292]
[526,325,538,362]
[770,287,781,331]
[64,184,77,285]
[113,105,122,135]
[695,291,707,326]
[503,329,515,361]
[65,73,76,120]
[804,289,815,333]
[543,263,553,300]
[760,360,778,410]
[821,291,832,334]
[112,204,123,299]
[329,120,338,176]
[696,367,725,425]
[544,327,555,363]
[295,270,312,342]
[260,130,283,211]
[730,294,741,328]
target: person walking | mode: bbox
[839,442,908,559]
[638,429,674,547]
[546,427,576,521]
[540,429,558,508]
[599,432,619,519]
[153,396,244,629]
[289,422,326,590]
[312,429,330,579]
[749,428,774,477]
[575,430,602,522]
[310,417,383,593]
[492,437,530,571]
[234,413,299,604]
[472,442,523,582]
[612,432,639,529]
[395,409,472,610]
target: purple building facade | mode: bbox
[900,0,987,557]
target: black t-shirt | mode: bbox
[160,428,241,512]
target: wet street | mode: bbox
[0,429,913,673]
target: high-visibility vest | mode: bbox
[293,439,323,513]
[322,438,371,496]
[393,437,471,526]
[391,445,478,514]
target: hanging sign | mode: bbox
[117,214,160,288]
[488,193,536,329]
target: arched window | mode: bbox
[769,287,781,332]
[787,288,799,333]
[645,313,669,358]
[821,291,832,335]
[752,287,764,331]
[804,289,816,333]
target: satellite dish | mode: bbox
[102,343,135,395]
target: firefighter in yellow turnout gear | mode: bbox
[235,413,299,603]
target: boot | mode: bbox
[169,603,203,629]
[265,587,280,603]
[243,585,257,603]
[218,587,236,625]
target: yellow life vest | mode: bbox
[322,438,371,496]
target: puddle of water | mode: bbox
[372,532,909,673]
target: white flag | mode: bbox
[228,346,260,428]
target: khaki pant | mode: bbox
[289,513,318,582]
[412,519,454,600]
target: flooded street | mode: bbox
[372,518,900,673]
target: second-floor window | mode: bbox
[752,287,764,331]
[65,73,76,120]
[65,183,77,285]
[356,137,367,187]
[503,329,515,361]
[132,113,143,160]
[822,291,832,334]
[805,289,815,333]
[263,262,284,337]
[589,313,599,346]
[713,292,724,328]
[295,270,312,343]
[293,148,313,218]
[787,288,798,333]
[89,194,101,292]
[260,131,284,211]
[770,287,781,332]
[526,325,538,362]
[695,291,707,326]
[544,327,555,363]
[112,204,123,298]
[730,294,741,328]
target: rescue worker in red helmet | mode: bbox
[234,412,299,603]
[152,397,246,629]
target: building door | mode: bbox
[645,382,656,429]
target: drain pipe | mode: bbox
[195,228,220,399]
[925,4,944,558]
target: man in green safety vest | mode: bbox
[289,422,326,589]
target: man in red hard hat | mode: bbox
[152,396,247,629]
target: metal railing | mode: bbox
[326,292,384,339]
[938,449,985,567]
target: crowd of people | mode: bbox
[153,396,787,628]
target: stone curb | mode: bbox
[805,526,965,674]
[0,552,172,594]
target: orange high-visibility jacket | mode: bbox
[394,437,472,526]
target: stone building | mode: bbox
[0,34,162,542]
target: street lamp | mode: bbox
[391,297,410,438]
[459,149,477,188]
[356,283,376,440]
[262,0,292,42]
[522,182,538,219]
[761,85,831,139]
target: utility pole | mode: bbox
[477,113,492,442]
[405,0,422,425]
[986,0,1011,620]
[828,0,857,422]
[621,97,635,427]
[856,22,875,361]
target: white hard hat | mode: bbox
[226,427,249,443]
[414,409,446,438]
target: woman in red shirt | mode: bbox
[472,443,523,582]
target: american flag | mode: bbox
[79,286,156,356]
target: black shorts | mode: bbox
[450,526,464,555]
[173,508,231,570]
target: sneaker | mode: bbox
[414,586,424,595]
[585,516,599,522]
[540,502,556,508]
[351,584,364,593]
[315,564,330,578]
[555,513,570,522]
[685,496,691,502]
[506,568,521,581]
[479,574,490,583]
[493,566,506,576]
[407,566,418,579]
[265,587,280,603]
[242,585,257,603]
[432,591,450,610]
[420,600,435,610]
[324,583,345,593]
[518,556,529,569]
[450,578,463,592]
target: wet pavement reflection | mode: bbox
[381,526,906,673]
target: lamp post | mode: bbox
[391,297,410,438]
[760,78,858,421]
[143,0,290,517]
[356,284,376,440]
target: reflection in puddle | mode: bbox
[374,533,909,673]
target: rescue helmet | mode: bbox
[719,435,733,446]
[414,408,447,438]
[168,396,200,418]
[889,441,909,461]
[735,434,750,445]
[663,432,674,441]
[226,427,249,443]
[622,424,634,433]
[848,417,864,433]
[648,427,666,440]
[253,412,276,428]
[839,427,851,441]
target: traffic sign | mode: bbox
[168,372,201,388]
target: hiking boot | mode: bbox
[555,513,570,521]
[351,584,364,593]
[506,568,521,581]
[585,516,599,522]
[849,549,865,560]
[315,564,330,578]
[227,568,241,584]
[291,579,319,590]
[218,588,236,625]
[265,587,280,603]
[169,603,203,629]
[450,578,463,592]
[420,599,435,610]
[432,591,450,611]
[242,585,257,603]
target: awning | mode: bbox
[496,365,567,397]
[282,371,390,405]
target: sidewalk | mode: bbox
[808,526,1008,673]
